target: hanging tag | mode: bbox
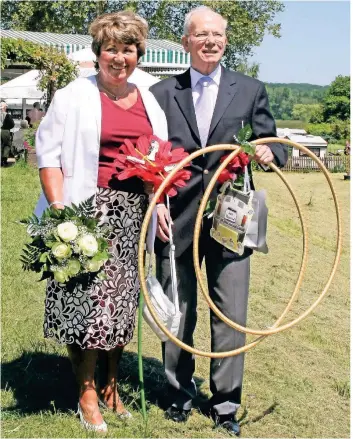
[210,182,255,255]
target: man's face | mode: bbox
[182,12,227,75]
[0,103,7,113]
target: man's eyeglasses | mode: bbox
[191,32,225,44]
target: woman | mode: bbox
[35,11,168,432]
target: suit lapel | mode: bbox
[208,66,238,139]
[174,70,200,143]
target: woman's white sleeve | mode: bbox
[36,88,68,169]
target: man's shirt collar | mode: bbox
[190,64,222,89]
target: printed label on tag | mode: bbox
[225,209,237,223]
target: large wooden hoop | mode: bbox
[138,139,342,357]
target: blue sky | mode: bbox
[251,1,350,85]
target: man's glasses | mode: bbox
[191,32,225,44]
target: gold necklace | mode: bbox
[97,78,129,101]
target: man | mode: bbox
[0,101,15,166]
[150,6,287,435]
[27,102,44,127]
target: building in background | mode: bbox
[1,30,190,80]
[277,128,328,158]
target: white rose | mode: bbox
[86,259,104,272]
[57,222,78,242]
[77,234,98,257]
[52,242,72,259]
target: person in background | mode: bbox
[25,109,31,127]
[12,119,29,158]
[150,6,287,436]
[1,100,15,166]
[27,102,44,127]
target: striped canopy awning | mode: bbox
[1,30,190,67]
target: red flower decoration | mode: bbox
[218,151,250,184]
[114,135,191,199]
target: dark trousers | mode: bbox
[156,226,251,416]
[1,130,12,163]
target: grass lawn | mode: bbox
[1,163,350,438]
[328,143,345,154]
[275,120,307,129]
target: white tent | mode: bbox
[68,47,96,62]
[68,47,160,87]
[0,70,44,100]
[1,63,159,115]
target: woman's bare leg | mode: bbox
[99,347,129,414]
[67,346,104,425]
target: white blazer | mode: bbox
[34,75,168,216]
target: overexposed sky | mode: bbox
[251,1,350,85]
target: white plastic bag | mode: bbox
[143,195,181,341]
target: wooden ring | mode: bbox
[138,139,342,357]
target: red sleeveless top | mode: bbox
[97,90,153,193]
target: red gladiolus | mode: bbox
[115,135,191,199]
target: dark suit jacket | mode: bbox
[150,65,287,257]
[1,113,15,131]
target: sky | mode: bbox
[251,0,350,85]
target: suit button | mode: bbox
[203,169,209,175]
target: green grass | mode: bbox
[1,165,350,438]
[328,143,345,154]
[275,120,307,129]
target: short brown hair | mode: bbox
[89,11,148,60]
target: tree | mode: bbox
[292,103,322,122]
[322,75,350,122]
[0,1,107,34]
[1,0,284,70]
[235,60,260,79]
[1,38,78,106]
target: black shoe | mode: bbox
[165,406,191,423]
[214,414,240,436]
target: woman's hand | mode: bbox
[50,203,65,210]
[143,182,154,195]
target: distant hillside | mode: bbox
[265,82,329,91]
[265,83,329,120]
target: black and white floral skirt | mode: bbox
[44,187,148,350]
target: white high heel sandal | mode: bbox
[77,403,108,433]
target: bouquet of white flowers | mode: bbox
[19,196,110,284]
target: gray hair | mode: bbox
[20,120,29,129]
[183,6,227,36]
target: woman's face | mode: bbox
[97,40,138,85]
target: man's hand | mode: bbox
[252,144,274,165]
[156,204,173,242]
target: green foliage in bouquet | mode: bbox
[19,196,111,284]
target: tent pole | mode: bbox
[22,98,26,119]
